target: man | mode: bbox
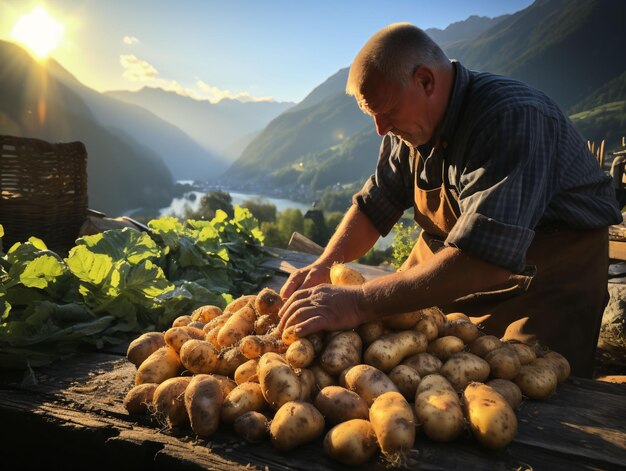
[277,23,622,377]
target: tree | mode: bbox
[242,197,277,223]
[185,191,234,220]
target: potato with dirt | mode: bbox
[370,391,416,458]
[323,419,379,466]
[485,347,522,380]
[469,335,503,358]
[234,359,259,385]
[233,411,269,443]
[257,352,302,410]
[364,330,428,372]
[401,352,442,377]
[389,364,422,400]
[463,382,518,449]
[127,332,166,368]
[217,304,258,347]
[153,376,192,428]
[486,378,523,409]
[414,374,464,442]
[184,374,224,437]
[164,325,206,352]
[314,385,369,425]
[179,339,218,374]
[440,352,490,391]
[285,338,316,369]
[255,287,284,315]
[123,383,158,414]
[191,304,223,323]
[514,362,558,400]
[270,401,325,451]
[344,364,399,406]
[330,263,366,286]
[320,331,363,375]
[221,382,267,423]
[427,335,465,361]
[135,345,182,385]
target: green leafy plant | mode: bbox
[0,207,271,369]
[390,221,421,269]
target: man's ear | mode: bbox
[412,66,435,96]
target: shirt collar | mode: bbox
[437,60,471,146]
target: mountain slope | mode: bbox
[425,14,509,47]
[226,0,626,192]
[0,41,174,215]
[106,87,293,161]
[46,62,226,181]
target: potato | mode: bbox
[179,339,218,374]
[233,411,269,443]
[330,263,366,286]
[320,331,362,375]
[135,346,182,385]
[172,315,192,327]
[314,385,369,425]
[388,365,421,400]
[286,338,316,369]
[224,294,256,315]
[442,319,481,344]
[257,352,302,410]
[401,352,442,376]
[191,304,223,323]
[427,335,465,361]
[440,352,490,391]
[123,383,158,414]
[255,287,284,315]
[187,321,206,330]
[506,341,536,365]
[542,351,571,383]
[469,335,503,357]
[414,374,464,442]
[324,419,378,466]
[344,364,399,406]
[212,374,237,399]
[164,325,206,352]
[382,310,421,330]
[364,331,428,372]
[153,376,192,428]
[127,332,166,368]
[202,312,231,333]
[213,346,247,376]
[240,334,288,359]
[234,359,259,385]
[357,321,388,347]
[446,312,470,322]
[254,313,279,335]
[281,325,300,345]
[270,401,325,451]
[221,382,267,423]
[217,304,258,347]
[514,363,558,400]
[370,391,415,458]
[414,317,439,341]
[463,382,518,449]
[307,332,325,356]
[297,368,317,401]
[485,347,521,380]
[486,378,523,409]
[420,307,447,334]
[184,374,223,437]
[310,363,337,392]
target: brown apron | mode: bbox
[400,149,609,378]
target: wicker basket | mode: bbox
[0,135,88,253]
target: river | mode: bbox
[158,190,394,249]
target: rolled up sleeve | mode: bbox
[352,134,414,236]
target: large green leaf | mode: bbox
[76,228,161,265]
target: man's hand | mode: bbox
[279,263,332,300]
[277,284,375,338]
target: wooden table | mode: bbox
[1,248,625,471]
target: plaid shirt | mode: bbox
[353,61,623,272]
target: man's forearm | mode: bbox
[360,246,512,316]
[317,204,381,266]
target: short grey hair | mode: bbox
[346,23,449,97]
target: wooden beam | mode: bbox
[609,240,626,261]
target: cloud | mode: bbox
[120,54,158,81]
[196,80,274,103]
[118,54,274,103]
[123,36,139,45]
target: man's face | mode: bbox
[357,69,433,147]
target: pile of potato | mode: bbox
[123,263,571,466]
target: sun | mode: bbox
[11,7,64,59]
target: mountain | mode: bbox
[0,40,174,215]
[106,87,293,162]
[425,14,510,47]
[46,62,226,181]
[225,0,626,194]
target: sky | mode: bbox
[0,0,535,104]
